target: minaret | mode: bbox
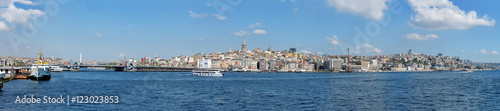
[348,48,351,72]
[242,40,247,51]
[80,52,82,63]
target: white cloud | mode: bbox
[355,43,382,53]
[326,0,390,20]
[248,22,262,28]
[476,49,498,55]
[0,21,9,31]
[405,33,438,41]
[189,10,208,18]
[213,14,227,20]
[408,0,495,30]
[492,51,499,54]
[94,33,102,37]
[253,29,267,35]
[26,46,31,49]
[461,50,466,53]
[206,3,212,7]
[196,36,204,41]
[292,8,299,11]
[231,30,251,36]
[118,53,126,57]
[325,35,342,45]
[281,0,286,2]
[300,50,312,54]
[0,0,44,31]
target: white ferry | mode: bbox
[27,48,51,81]
[50,66,64,72]
[192,70,224,77]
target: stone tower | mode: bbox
[242,40,247,51]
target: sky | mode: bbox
[0,0,498,62]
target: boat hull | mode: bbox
[28,75,51,81]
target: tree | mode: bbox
[476,66,483,69]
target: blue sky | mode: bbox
[0,0,498,62]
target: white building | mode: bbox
[197,58,211,68]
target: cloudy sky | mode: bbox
[0,0,498,62]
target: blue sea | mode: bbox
[1,70,500,110]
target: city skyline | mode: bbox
[0,0,499,62]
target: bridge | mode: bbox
[70,61,197,72]
[78,65,196,72]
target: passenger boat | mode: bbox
[27,48,51,81]
[192,69,224,77]
[0,71,12,81]
[50,66,64,72]
[277,69,290,72]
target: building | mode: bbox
[289,47,296,53]
[324,59,342,71]
[258,59,268,71]
[361,61,370,71]
[211,59,221,69]
[267,46,273,51]
[242,40,247,51]
[197,58,211,68]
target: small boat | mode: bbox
[0,72,12,81]
[14,74,28,79]
[296,69,307,73]
[247,69,261,72]
[277,69,290,72]
[192,69,224,77]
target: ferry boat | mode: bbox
[0,71,12,80]
[277,69,290,72]
[27,48,51,81]
[50,66,64,72]
[0,71,6,80]
[192,69,224,77]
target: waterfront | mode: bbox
[1,71,500,110]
